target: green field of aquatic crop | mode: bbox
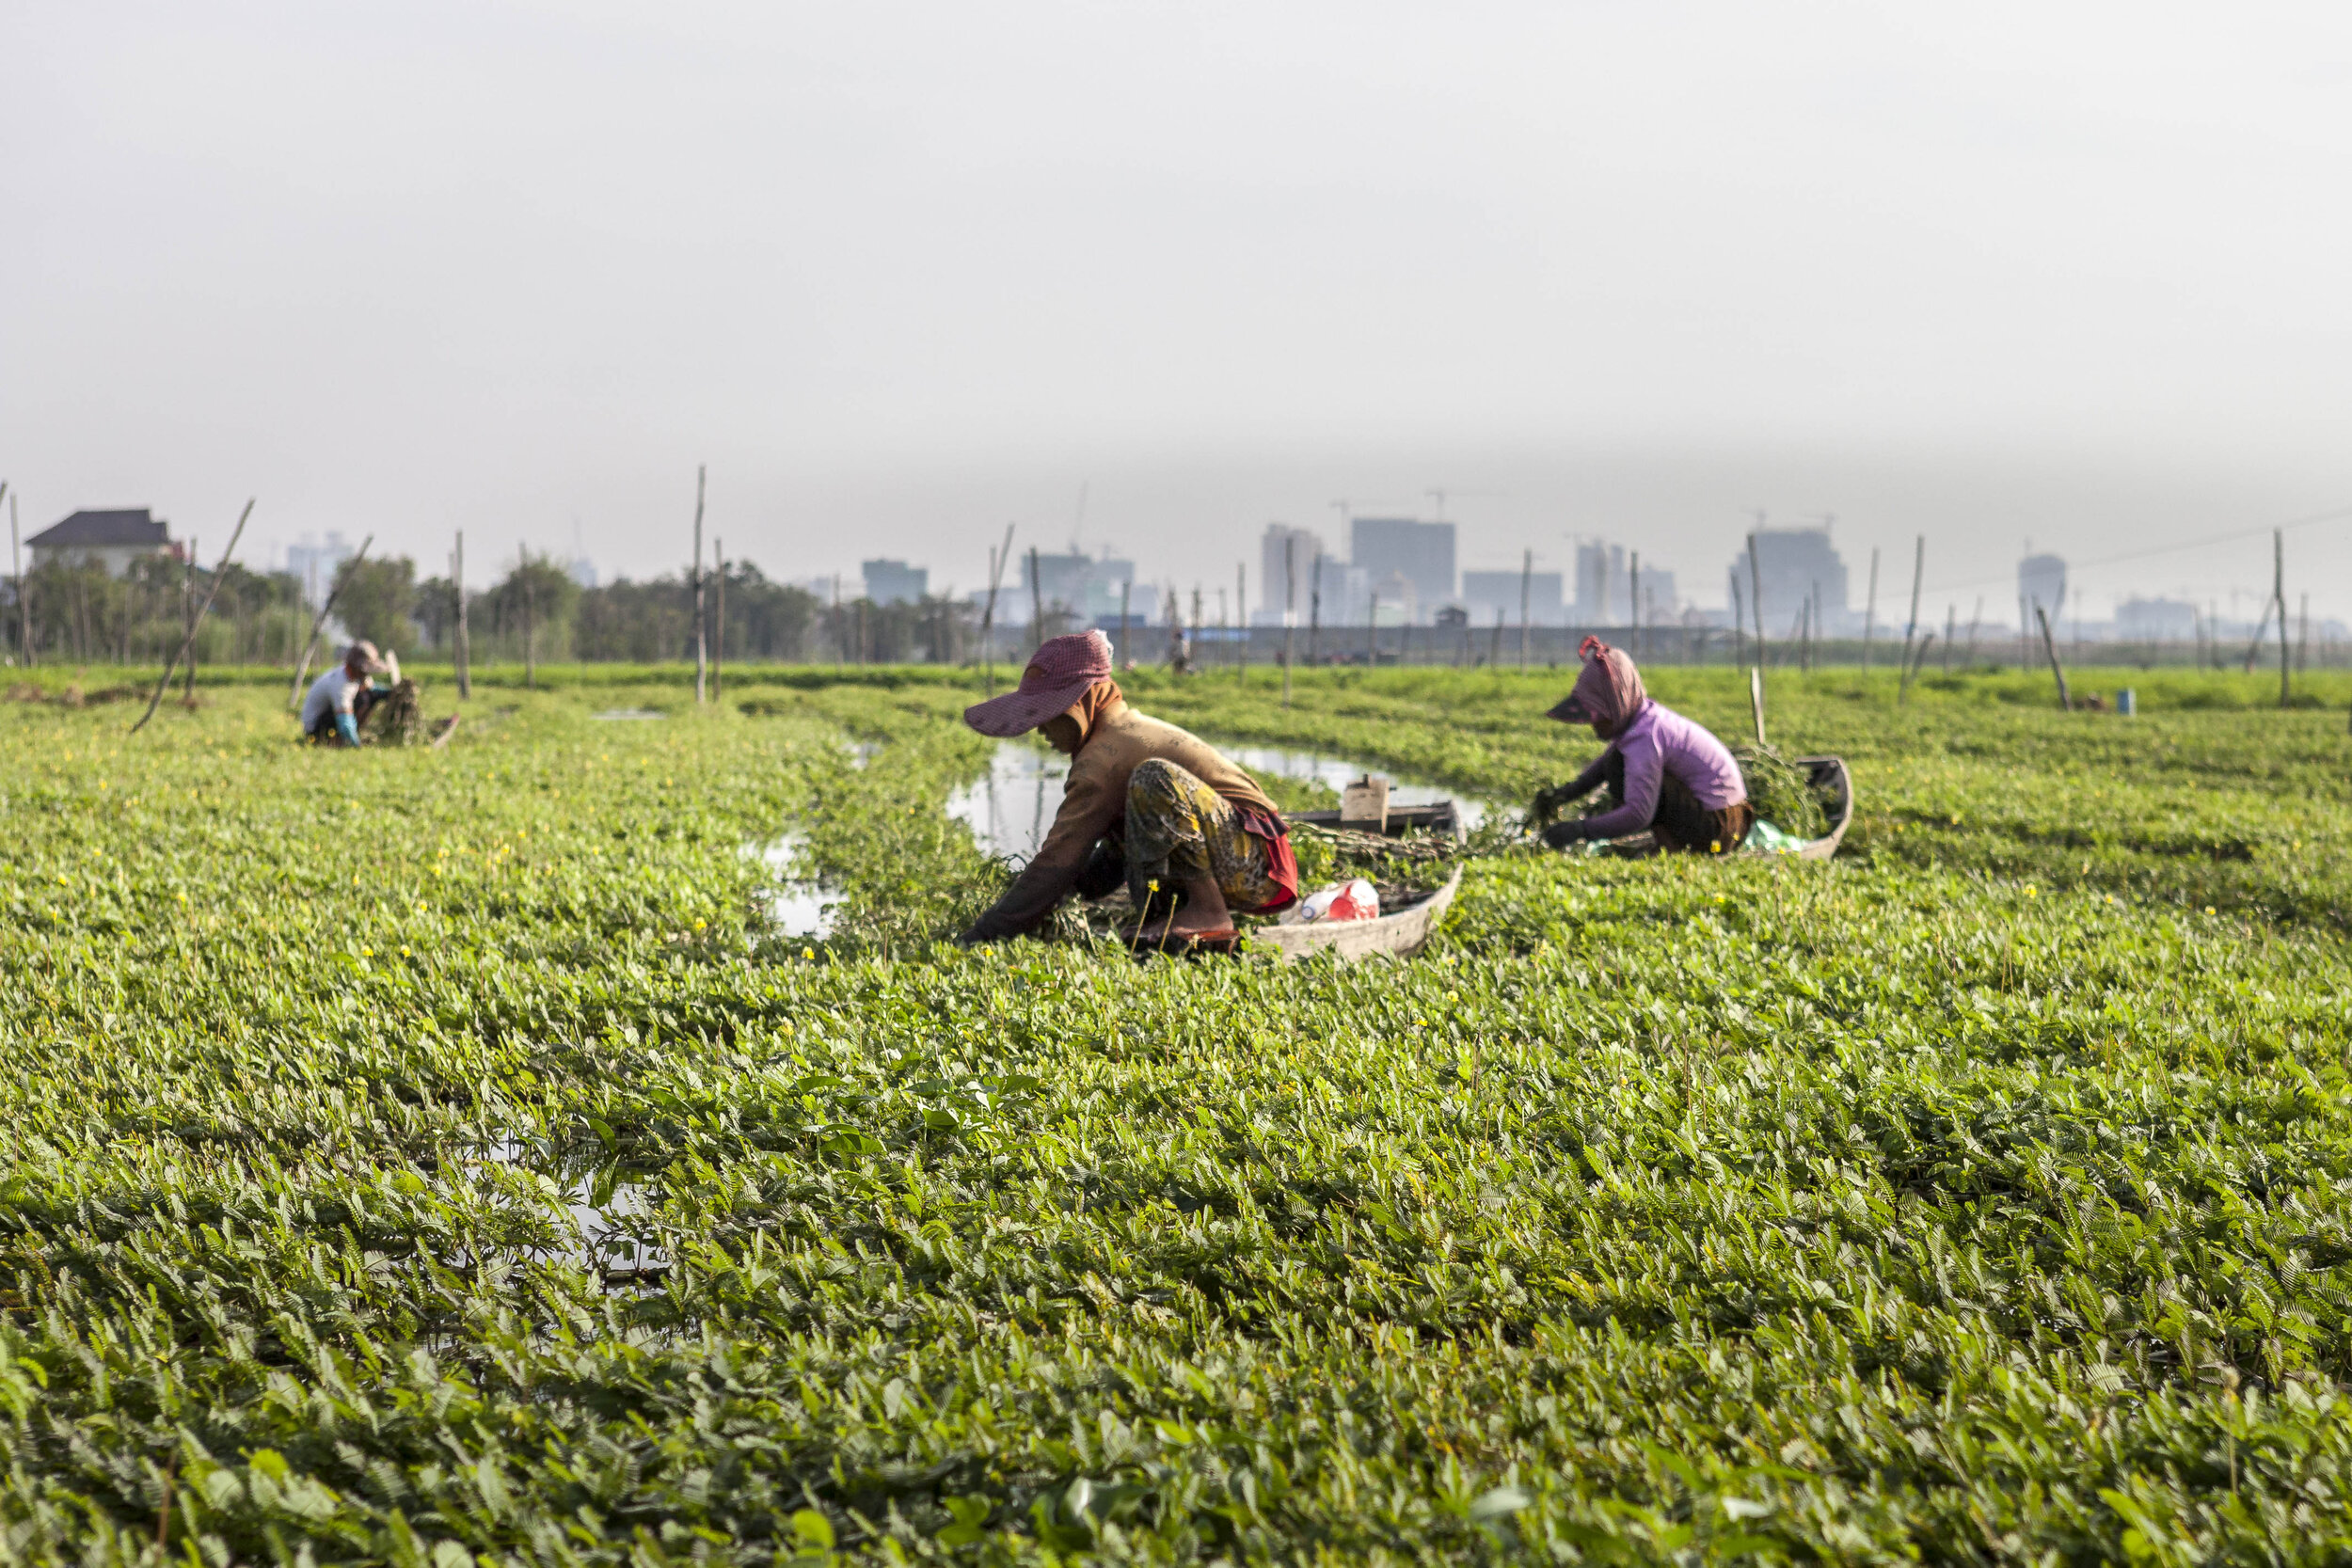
[5,664,2352,1563]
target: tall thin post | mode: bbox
[833,576,843,674]
[1028,546,1045,654]
[2297,592,2310,673]
[1235,562,1246,677]
[1729,571,1745,668]
[1518,547,1533,670]
[1280,536,1296,708]
[135,502,251,735]
[691,465,707,703]
[8,492,25,667]
[1745,533,1769,697]
[713,538,724,699]
[523,552,536,689]
[1367,593,1378,665]
[2276,529,2290,708]
[1119,578,1131,670]
[1490,605,1505,667]
[1943,604,1955,676]
[1749,665,1767,746]
[1965,598,1983,669]
[977,523,1013,693]
[453,531,470,699]
[1861,546,1879,673]
[2035,604,2071,710]
[1629,551,1641,657]
[1308,552,1323,665]
[181,536,197,698]
[1899,536,1924,703]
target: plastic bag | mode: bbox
[1280,878,1381,924]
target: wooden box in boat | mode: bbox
[1252,800,1465,963]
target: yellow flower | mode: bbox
[2023,886,2037,897]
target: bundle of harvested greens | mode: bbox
[366,678,424,745]
[1731,741,1828,839]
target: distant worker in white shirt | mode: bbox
[300,641,400,747]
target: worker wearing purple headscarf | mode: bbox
[1533,638,1754,853]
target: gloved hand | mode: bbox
[1541,818,1592,850]
[1531,784,1568,820]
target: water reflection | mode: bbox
[754,832,839,937]
[946,744,1071,863]
[946,738,1488,862]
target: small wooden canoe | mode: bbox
[1789,755,1853,861]
[1252,800,1466,963]
[1602,755,1853,861]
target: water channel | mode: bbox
[762,738,1494,935]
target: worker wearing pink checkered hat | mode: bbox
[960,631,1297,949]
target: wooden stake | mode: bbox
[8,491,26,668]
[1898,535,1923,700]
[1280,535,1295,709]
[135,501,252,734]
[1308,553,1323,665]
[453,531,470,699]
[978,523,1013,693]
[2035,604,2071,711]
[181,535,197,699]
[1748,665,1766,746]
[1745,534,1768,702]
[1119,578,1131,670]
[713,537,724,701]
[2275,528,2289,709]
[1518,547,1533,670]
[1860,546,1878,673]
[287,532,373,709]
[691,466,707,704]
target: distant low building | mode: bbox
[27,509,176,577]
[569,558,598,590]
[862,559,929,606]
[2115,595,2196,641]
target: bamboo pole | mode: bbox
[1308,553,1322,666]
[1748,665,1766,746]
[453,531,470,699]
[2276,528,2289,709]
[1518,547,1533,671]
[1029,546,1044,655]
[713,537,724,700]
[1745,533,1768,693]
[2035,604,2071,710]
[1860,546,1878,673]
[8,491,25,668]
[1898,536,1923,702]
[691,466,707,704]
[977,523,1014,693]
[1280,535,1295,708]
[135,501,252,735]
[287,533,373,709]
[1119,578,1131,670]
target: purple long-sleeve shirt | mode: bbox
[1568,700,1746,837]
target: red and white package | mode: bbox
[1284,878,1381,925]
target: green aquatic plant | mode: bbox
[0,665,2348,1562]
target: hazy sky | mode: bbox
[8,2,2352,623]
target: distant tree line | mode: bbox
[2,547,1026,669]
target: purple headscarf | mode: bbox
[1545,637,1647,731]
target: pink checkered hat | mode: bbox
[962,630,1113,736]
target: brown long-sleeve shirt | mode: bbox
[961,698,1279,942]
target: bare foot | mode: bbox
[1128,877,1233,944]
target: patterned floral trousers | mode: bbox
[1124,758,1285,912]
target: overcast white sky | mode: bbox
[7,1,2352,623]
